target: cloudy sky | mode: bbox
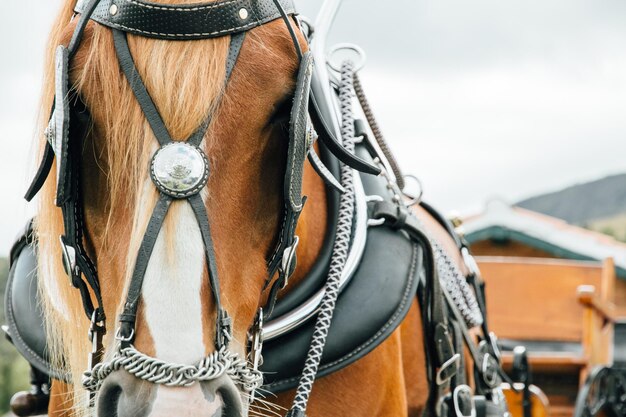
[0,0,625,255]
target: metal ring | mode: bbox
[115,327,135,343]
[402,174,424,207]
[453,385,476,417]
[481,353,499,387]
[327,43,367,73]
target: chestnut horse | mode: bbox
[28,0,486,416]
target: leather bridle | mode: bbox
[25,0,382,406]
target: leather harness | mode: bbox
[9,0,513,416]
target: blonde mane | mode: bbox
[35,0,235,412]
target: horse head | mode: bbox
[34,0,321,415]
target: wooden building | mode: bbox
[463,200,626,304]
[461,200,626,417]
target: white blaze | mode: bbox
[141,199,206,364]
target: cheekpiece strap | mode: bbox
[74,0,296,40]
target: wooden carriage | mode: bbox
[478,256,622,417]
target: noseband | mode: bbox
[25,0,324,404]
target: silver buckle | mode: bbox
[44,116,56,148]
[115,326,135,343]
[248,309,264,403]
[436,353,461,385]
[481,352,499,387]
[280,236,300,288]
[453,385,476,417]
[59,236,77,278]
[87,311,105,369]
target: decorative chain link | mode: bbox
[82,345,262,394]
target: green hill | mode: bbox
[516,173,626,241]
[516,173,626,225]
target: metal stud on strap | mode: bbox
[59,236,78,279]
[279,236,300,288]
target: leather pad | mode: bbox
[4,240,66,381]
[261,225,421,392]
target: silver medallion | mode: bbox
[150,142,208,198]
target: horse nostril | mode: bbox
[216,384,244,417]
[97,381,122,417]
[96,371,155,417]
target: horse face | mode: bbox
[38,10,304,416]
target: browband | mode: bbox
[74,0,296,40]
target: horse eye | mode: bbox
[269,95,293,126]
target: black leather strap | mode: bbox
[112,29,172,146]
[263,51,316,311]
[188,194,231,348]
[118,194,172,338]
[25,0,103,202]
[24,143,54,202]
[74,0,296,40]
[188,32,246,147]
[68,0,103,58]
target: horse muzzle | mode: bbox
[96,370,244,417]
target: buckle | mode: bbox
[88,311,105,370]
[453,385,476,417]
[216,310,233,348]
[279,236,300,288]
[114,326,135,343]
[59,235,78,279]
[436,353,461,385]
[44,116,56,148]
[481,353,499,388]
[248,308,264,403]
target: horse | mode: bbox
[8,0,508,416]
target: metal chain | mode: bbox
[82,345,262,394]
[289,60,357,415]
[373,154,483,328]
